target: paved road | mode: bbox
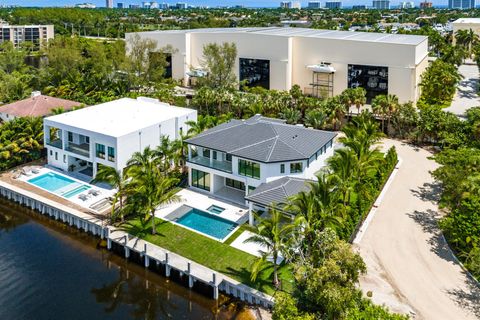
[357,139,480,320]
[444,64,480,118]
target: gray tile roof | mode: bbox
[185,115,337,163]
[245,176,313,207]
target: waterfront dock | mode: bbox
[0,179,274,308]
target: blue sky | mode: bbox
[1,0,449,7]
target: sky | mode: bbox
[0,0,449,8]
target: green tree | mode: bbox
[245,207,293,288]
[198,42,237,91]
[92,165,128,223]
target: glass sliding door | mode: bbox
[191,169,210,191]
[348,64,388,103]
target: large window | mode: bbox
[238,159,260,179]
[226,178,245,191]
[202,148,210,158]
[191,169,210,191]
[108,146,115,162]
[96,143,105,159]
[240,58,270,90]
[348,64,388,103]
[290,162,303,173]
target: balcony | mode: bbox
[46,139,62,149]
[66,142,90,158]
[187,155,232,173]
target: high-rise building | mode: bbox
[0,24,54,49]
[142,1,151,8]
[150,1,159,8]
[448,0,475,9]
[176,2,187,8]
[117,2,124,8]
[307,1,321,8]
[106,0,113,8]
[352,4,367,8]
[280,1,301,8]
[372,0,390,9]
[399,1,414,8]
[325,1,342,8]
[129,4,140,8]
[419,1,433,7]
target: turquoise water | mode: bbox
[207,205,225,215]
[177,208,237,240]
[63,185,91,198]
[28,172,76,193]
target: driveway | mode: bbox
[356,139,480,319]
[444,64,480,118]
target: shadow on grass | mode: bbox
[223,264,277,294]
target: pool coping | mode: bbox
[164,204,241,243]
[22,169,106,212]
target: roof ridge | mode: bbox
[272,125,309,158]
[248,178,290,198]
[266,137,279,162]
[230,136,277,153]
[30,96,41,117]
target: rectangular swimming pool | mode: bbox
[176,207,237,240]
[28,172,76,193]
[28,172,91,199]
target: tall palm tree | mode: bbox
[92,165,127,223]
[244,207,293,288]
[456,29,479,59]
[327,148,357,206]
[351,87,367,115]
[325,96,346,131]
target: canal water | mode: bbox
[0,198,249,320]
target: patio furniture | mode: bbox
[88,189,101,197]
[78,194,89,201]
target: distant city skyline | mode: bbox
[0,0,453,7]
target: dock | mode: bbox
[0,180,275,308]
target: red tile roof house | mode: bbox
[0,92,82,122]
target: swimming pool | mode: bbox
[207,205,225,215]
[28,172,76,193]
[28,172,90,199]
[176,208,237,240]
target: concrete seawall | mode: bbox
[0,181,274,309]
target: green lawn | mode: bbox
[123,218,294,295]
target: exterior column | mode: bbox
[165,252,171,277]
[212,273,218,300]
[248,202,254,226]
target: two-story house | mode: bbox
[184,115,336,206]
[44,97,197,178]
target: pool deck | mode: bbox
[156,188,249,224]
[0,163,111,218]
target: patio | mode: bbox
[156,188,248,224]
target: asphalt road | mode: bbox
[357,139,480,320]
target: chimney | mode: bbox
[31,91,41,98]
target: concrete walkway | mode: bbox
[444,64,480,118]
[357,139,480,320]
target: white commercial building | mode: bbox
[44,97,197,178]
[0,24,54,49]
[184,115,336,208]
[127,27,428,103]
[452,18,480,44]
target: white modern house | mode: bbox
[44,97,197,178]
[127,27,428,103]
[184,115,336,217]
[452,18,480,45]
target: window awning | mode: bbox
[306,64,336,73]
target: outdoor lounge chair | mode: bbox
[88,189,101,197]
[21,168,32,177]
[78,194,89,201]
[31,168,40,174]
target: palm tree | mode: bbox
[92,165,127,223]
[279,107,301,124]
[244,207,293,288]
[327,148,357,206]
[126,147,181,235]
[455,29,479,59]
[304,108,328,129]
[325,96,346,131]
[351,87,367,115]
[185,114,216,137]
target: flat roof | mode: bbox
[45,97,195,138]
[136,27,427,46]
[452,18,480,24]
